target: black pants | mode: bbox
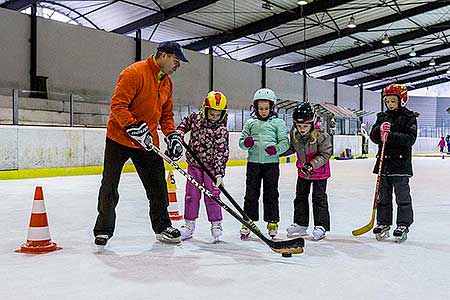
[377,176,413,227]
[293,177,330,231]
[243,162,280,222]
[93,138,171,237]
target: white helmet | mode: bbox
[253,88,277,106]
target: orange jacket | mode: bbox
[106,56,176,148]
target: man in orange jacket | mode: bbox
[93,41,189,246]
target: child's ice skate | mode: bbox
[211,221,223,242]
[393,226,409,243]
[94,234,110,253]
[180,220,195,241]
[286,223,308,238]
[312,226,326,241]
[240,225,251,240]
[373,224,390,241]
[267,222,278,239]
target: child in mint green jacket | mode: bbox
[239,88,289,239]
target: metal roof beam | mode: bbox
[243,1,448,64]
[408,77,450,90]
[344,54,450,86]
[367,69,450,91]
[184,0,353,51]
[282,15,450,73]
[319,43,450,80]
[0,0,38,10]
[112,0,219,35]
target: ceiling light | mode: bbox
[347,15,356,28]
[262,1,273,10]
[409,47,416,57]
[429,58,436,66]
[447,68,450,74]
[297,0,308,5]
[381,33,390,44]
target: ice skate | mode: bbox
[180,220,195,241]
[156,226,181,244]
[94,234,109,252]
[211,221,223,242]
[267,222,278,239]
[373,224,390,241]
[286,223,308,238]
[312,226,326,241]
[240,225,251,240]
[393,226,409,243]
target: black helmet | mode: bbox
[292,102,317,124]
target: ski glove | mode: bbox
[243,136,255,148]
[125,121,153,150]
[265,146,277,156]
[165,130,183,161]
[300,163,313,176]
[214,175,224,188]
[380,122,391,142]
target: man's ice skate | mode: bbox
[267,222,278,239]
[211,221,223,242]
[94,234,109,252]
[286,223,308,238]
[180,220,195,241]
[373,224,390,241]
[156,226,181,244]
[393,226,409,243]
[312,226,326,241]
[240,225,251,240]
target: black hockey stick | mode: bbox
[138,139,303,255]
[352,138,387,236]
[181,139,304,252]
[181,140,255,224]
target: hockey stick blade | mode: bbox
[141,140,304,254]
[180,140,304,254]
[352,208,375,236]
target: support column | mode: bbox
[359,83,364,123]
[334,77,338,106]
[135,29,141,62]
[209,47,214,91]
[261,59,266,88]
[30,3,37,91]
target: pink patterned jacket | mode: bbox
[177,112,229,177]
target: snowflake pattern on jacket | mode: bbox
[177,112,229,177]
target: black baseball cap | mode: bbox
[157,41,189,62]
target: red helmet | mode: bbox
[383,84,408,107]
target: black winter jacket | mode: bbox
[370,107,418,176]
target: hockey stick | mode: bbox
[352,137,387,236]
[181,140,255,224]
[139,140,303,255]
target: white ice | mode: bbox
[1,157,450,300]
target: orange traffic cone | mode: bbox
[166,170,183,221]
[15,186,62,254]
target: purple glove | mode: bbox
[244,136,255,148]
[380,122,391,142]
[265,146,277,155]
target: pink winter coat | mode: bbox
[282,128,332,180]
[439,139,446,148]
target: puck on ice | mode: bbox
[282,253,292,257]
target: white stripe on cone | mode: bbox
[31,200,46,214]
[27,226,52,241]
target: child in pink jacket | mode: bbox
[177,91,229,241]
[282,102,332,241]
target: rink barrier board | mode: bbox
[0,157,297,180]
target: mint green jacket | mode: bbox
[239,116,290,164]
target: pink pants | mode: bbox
[184,165,222,222]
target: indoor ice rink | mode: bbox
[1,0,450,299]
[1,158,450,300]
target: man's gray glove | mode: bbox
[164,131,183,161]
[125,121,153,150]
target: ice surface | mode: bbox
[1,157,449,300]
